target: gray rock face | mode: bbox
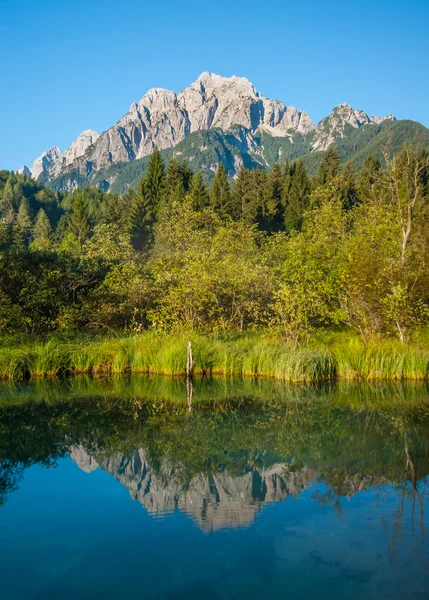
[30,146,62,180]
[79,72,315,174]
[48,129,100,178]
[27,129,99,180]
[17,165,32,177]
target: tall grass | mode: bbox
[0,332,428,382]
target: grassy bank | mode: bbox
[0,332,429,382]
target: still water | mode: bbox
[1,377,429,599]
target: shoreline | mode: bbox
[1,332,429,382]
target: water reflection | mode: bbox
[1,378,429,598]
[1,376,428,537]
[71,445,315,531]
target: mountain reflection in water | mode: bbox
[71,445,315,531]
[1,377,429,599]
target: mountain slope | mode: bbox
[44,119,429,193]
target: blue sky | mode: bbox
[1,0,428,170]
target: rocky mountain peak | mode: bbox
[17,165,32,177]
[31,146,62,180]
[312,102,396,151]
[63,129,99,164]
[192,72,258,97]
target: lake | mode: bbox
[1,377,429,599]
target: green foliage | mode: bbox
[31,209,52,251]
[144,146,166,214]
[209,162,232,219]
[284,160,311,231]
[0,144,429,350]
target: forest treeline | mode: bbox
[0,145,428,343]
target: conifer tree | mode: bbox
[252,170,268,228]
[11,221,26,254]
[313,146,341,188]
[284,160,310,232]
[179,160,193,192]
[0,178,17,223]
[340,161,359,210]
[188,172,209,210]
[103,193,130,232]
[144,147,166,216]
[261,162,283,232]
[69,194,90,244]
[31,209,52,251]
[281,159,292,209]
[164,157,185,206]
[16,197,33,243]
[357,155,382,200]
[232,166,254,223]
[128,178,157,249]
[210,163,232,219]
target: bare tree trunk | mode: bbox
[186,340,193,379]
[186,377,193,413]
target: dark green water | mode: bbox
[1,377,429,599]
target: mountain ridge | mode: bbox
[19,72,429,193]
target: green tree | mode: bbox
[356,155,382,201]
[31,209,52,251]
[339,161,359,210]
[260,162,283,232]
[128,179,155,249]
[144,147,166,216]
[164,157,185,206]
[284,160,310,232]
[16,197,33,241]
[232,166,256,223]
[188,172,209,210]
[68,194,90,244]
[210,163,232,219]
[313,146,341,188]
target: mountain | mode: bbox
[19,129,99,181]
[70,445,378,532]
[19,73,429,192]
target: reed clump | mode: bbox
[0,332,427,383]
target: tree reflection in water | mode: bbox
[0,377,429,541]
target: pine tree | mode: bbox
[188,172,209,210]
[313,146,341,188]
[103,193,130,232]
[284,160,310,232]
[16,197,33,242]
[340,161,359,210]
[69,194,90,244]
[179,160,193,192]
[210,163,232,219]
[128,178,156,249]
[144,147,166,216]
[31,209,52,251]
[357,155,382,200]
[164,157,185,206]
[261,162,283,232]
[232,166,254,223]
[281,159,292,209]
[251,170,268,228]
[0,178,17,223]
[11,222,26,254]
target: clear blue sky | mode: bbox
[1,0,428,171]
